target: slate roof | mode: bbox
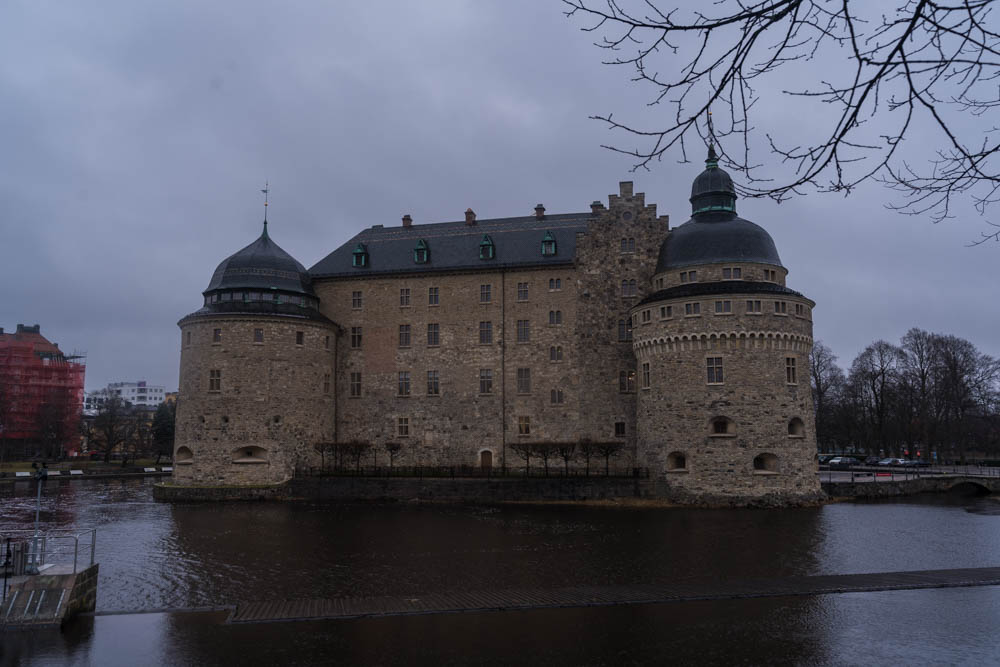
[637,280,810,307]
[655,212,784,273]
[309,213,593,278]
[205,225,315,296]
[179,301,336,325]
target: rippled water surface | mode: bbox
[2,478,1000,665]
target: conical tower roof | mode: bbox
[204,222,314,296]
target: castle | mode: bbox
[173,150,821,504]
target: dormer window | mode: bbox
[479,235,495,260]
[541,231,556,256]
[413,239,430,264]
[352,243,369,268]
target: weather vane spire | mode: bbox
[705,110,719,168]
[261,181,270,232]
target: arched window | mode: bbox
[479,234,495,260]
[548,310,562,325]
[549,345,563,361]
[667,451,687,471]
[710,417,735,436]
[788,418,805,437]
[352,243,369,268]
[753,453,779,472]
[413,239,430,264]
[175,446,194,464]
[541,230,556,256]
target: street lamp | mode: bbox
[25,461,47,575]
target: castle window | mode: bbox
[621,279,637,297]
[795,303,805,316]
[746,300,762,313]
[517,368,531,394]
[479,369,493,394]
[479,235,495,260]
[615,422,626,437]
[517,320,530,343]
[480,284,492,303]
[209,369,221,392]
[550,388,564,404]
[221,292,232,301]
[788,417,805,437]
[667,451,687,471]
[518,416,531,436]
[296,331,304,345]
[479,321,493,345]
[428,286,439,305]
[548,310,562,325]
[352,291,363,309]
[617,319,633,342]
[642,362,650,389]
[213,328,222,343]
[722,267,742,279]
[711,417,734,436]
[399,324,411,347]
[273,415,281,425]
[680,270,697,283]
[620,238,636,253]
[550,345,563,362]
[641,309,651,323]
[398,417,409,437]
[324,335,330,350]
[541,230,556,256]
[398,371,411,396]
[351,327,362,348]
[753,453,779,473]
[427,370,440,396]
[549,278,562,291]
[413,239,430,264]
[775,301,788,314]
[350,372,362,397]
[352,243,368,268]
[175,446,193,464]
[233,446,268,464]
[660,305,672,319]
[714,300,732,314]
[427,323,440,346]
[707,357,724,384]
[619,370,636,393]
[185,331,191,346]
[254,328,264,343]
[249,292,261,301]
[763,269,777,282]
[685,302,701,316]
[323,374,331,394]
[400,288,411,307]
[517,282,529,301]
[786,357,797,384]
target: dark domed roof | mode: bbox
[656,146,783,272]
[204,222,314,296]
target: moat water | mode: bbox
[2,478,1000,665]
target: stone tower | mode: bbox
[173,220,338,486]
[631,147,822,505]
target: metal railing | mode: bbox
[2,529,97,601]
[297,465,650,479]
[818,463,1000,484]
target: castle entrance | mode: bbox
[480,450,493,472]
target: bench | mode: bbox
[15,471,31,478]
[161,467,173,472]
[143,467,157,473]
[46,470,61,476]
[70,470,84,475]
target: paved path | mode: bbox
[228,566,1000,624]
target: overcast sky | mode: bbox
[1,1,997,393]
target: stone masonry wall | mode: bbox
[175,315,338,485]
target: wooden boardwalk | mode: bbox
[228,566,1000,624]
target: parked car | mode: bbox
[877,458,906,466]
[864,456,881,465]
[828,456,861,469]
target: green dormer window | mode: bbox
[352,243,369,268]
[413,239,429,264]
[479,235,495,260]
[541,231,556,256]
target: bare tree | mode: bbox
[556,442,577,476]
[849,341,902,457]
[151,402,175,464]
[532,442,559,476]
[565,1,1000,238]
[810,341,845,449]
[383,441,402,472]
[509,441,533,475]
[578,438,596,476]
[594,441,625,475]
[93,396,133,462]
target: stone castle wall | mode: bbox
[174,315,338,485]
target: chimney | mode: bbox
[534,204,545,220]
[619,181,633,198]
[591,200,604,214]
[465,208,476,225]
[402,214,412,228]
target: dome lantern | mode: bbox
[689,144,737,216]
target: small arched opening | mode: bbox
[753,453,779,474]
[666,451,688,472]
[175,446,194,465]
[709,417,735,437]
[232,446,269,464]
[948,481,991,497]
[479,449,493,472]
[788,417,805,437]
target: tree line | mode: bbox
[80,396,175,464]
[811,329,1000,462]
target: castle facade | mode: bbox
[173,152,821,504]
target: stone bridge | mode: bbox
[822,475,1000,499]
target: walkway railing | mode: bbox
[297,465,649,480]
[1,529,97,588]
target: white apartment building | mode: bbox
[84,380,166,414]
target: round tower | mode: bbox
[631,147,821,505]
[174,220,338,486]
